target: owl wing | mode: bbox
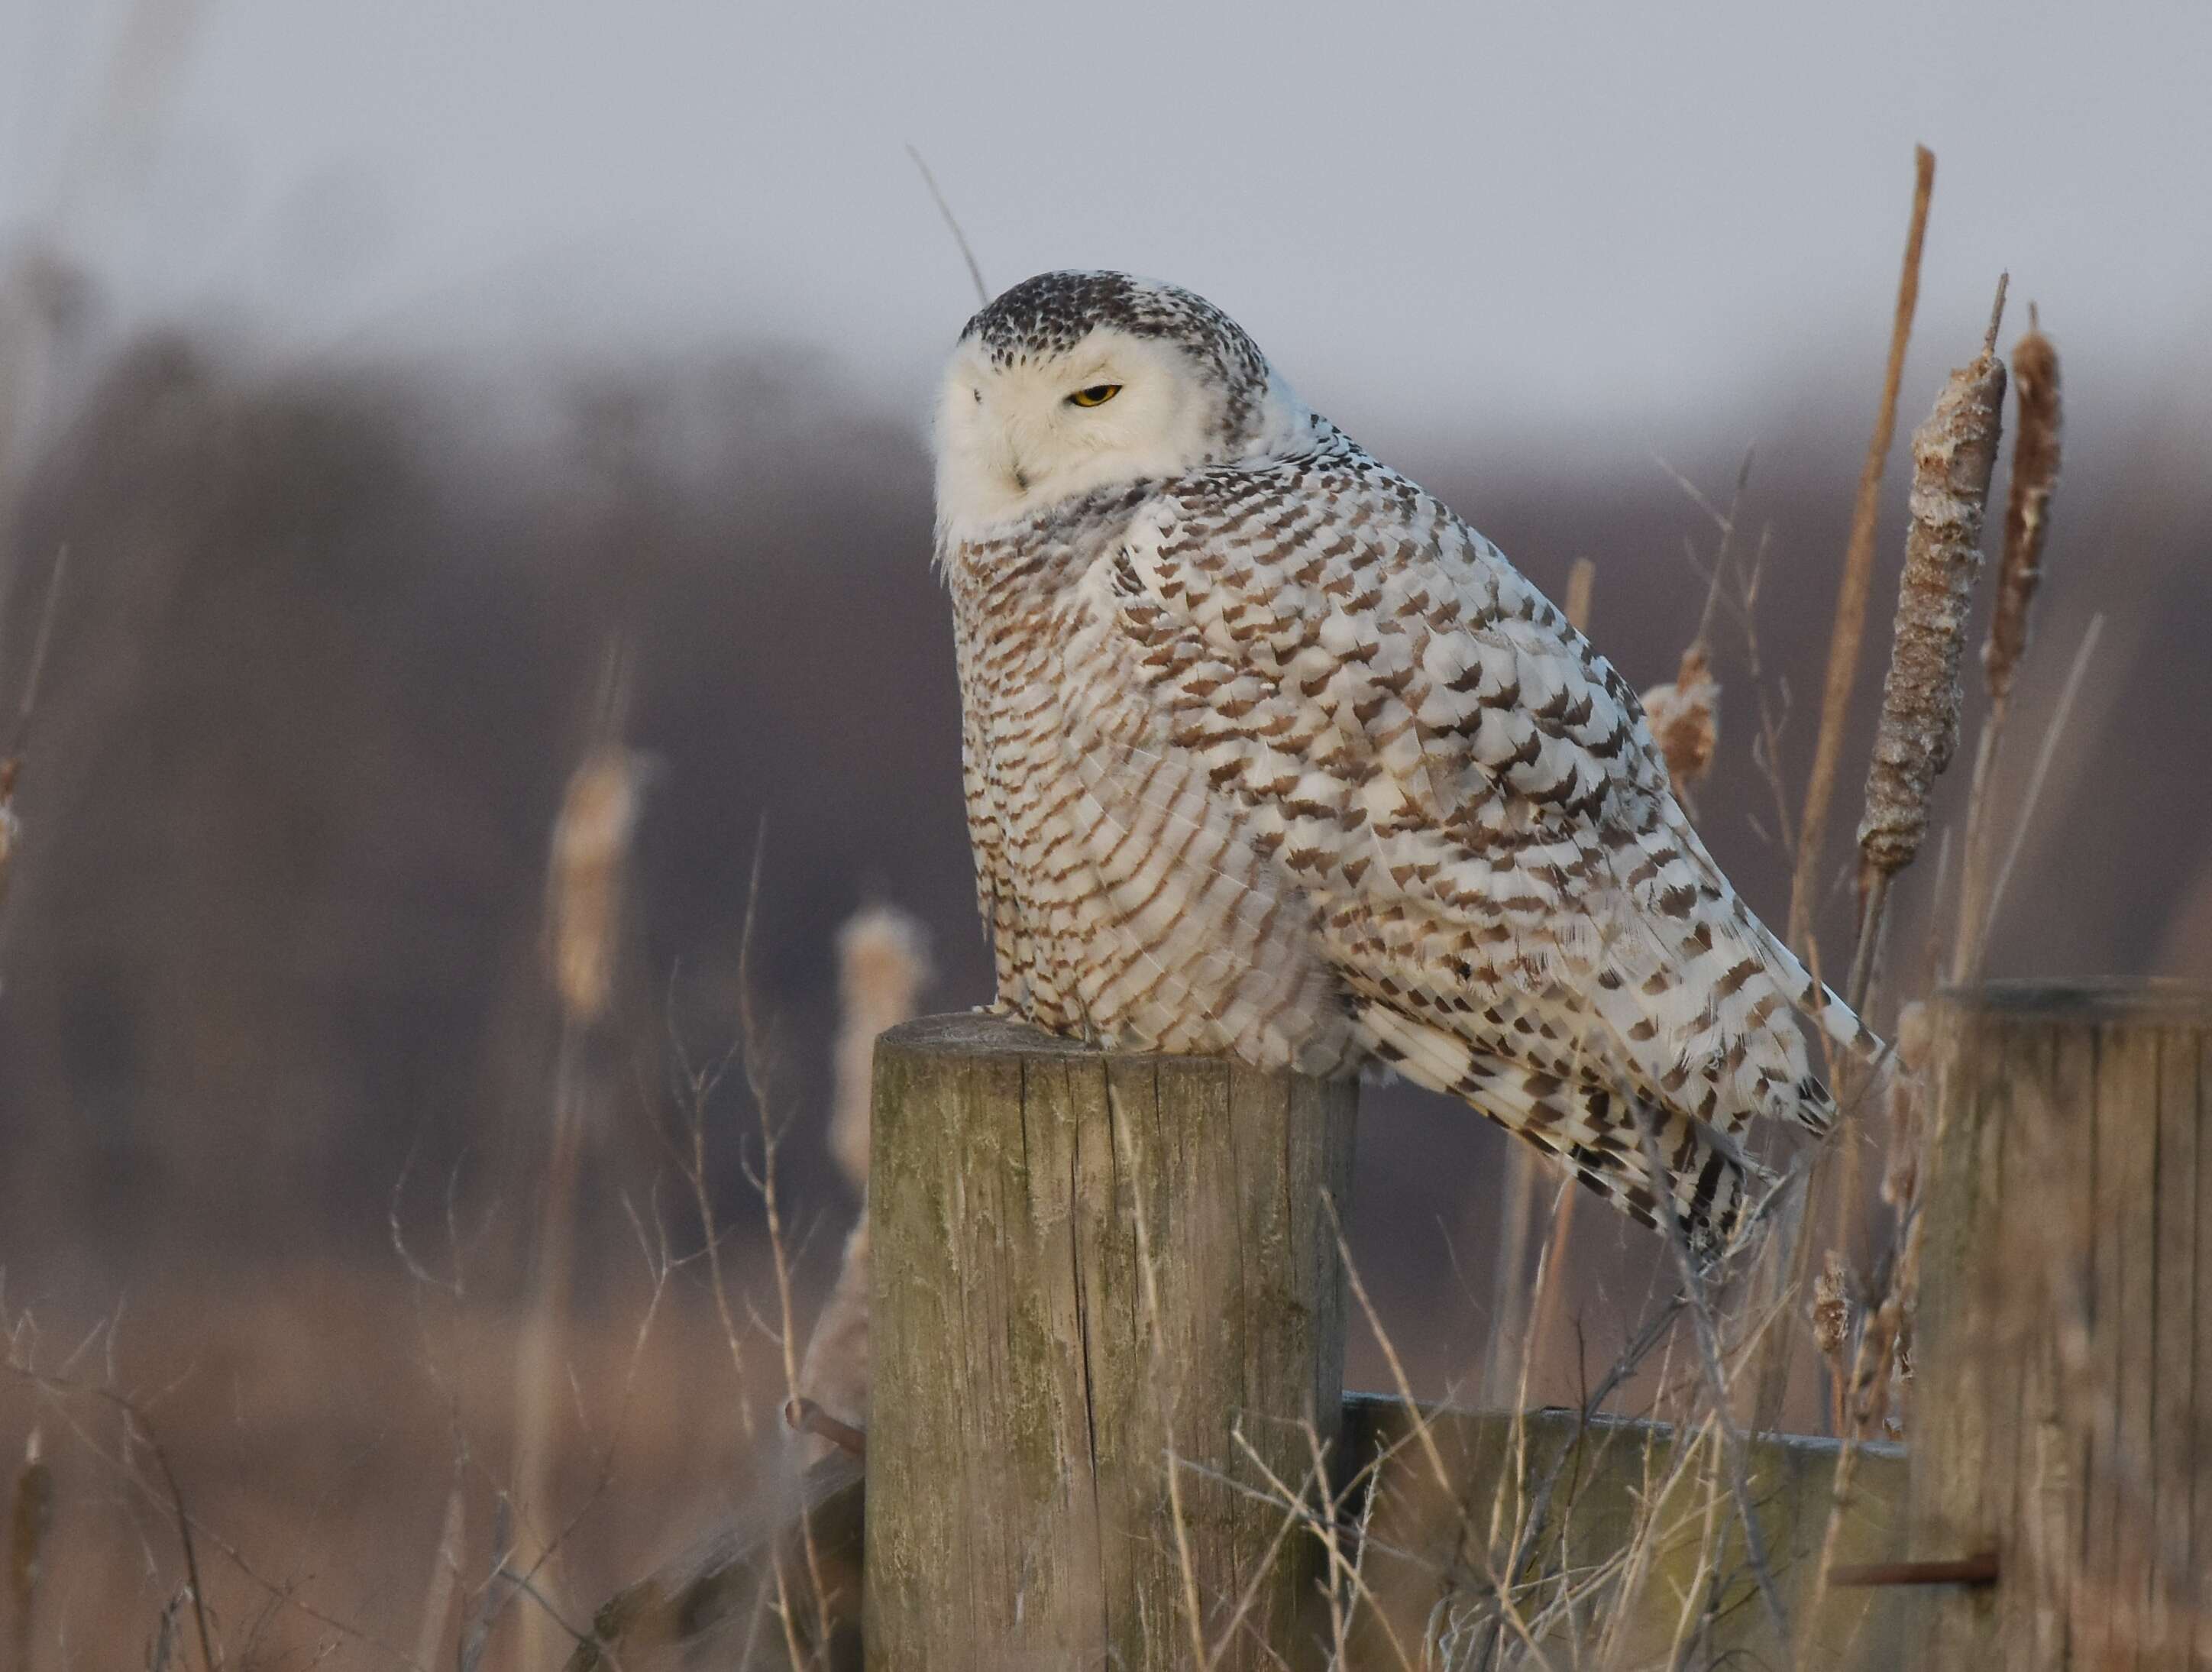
[1091,445,1875,1246]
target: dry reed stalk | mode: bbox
[1302,1417,1351,1667]
[1850,277,2010,1008]
[0,544,70,922]
[125,1412,219,1672]
[789,904,932,1460]
[9,1428,52,1672]
[147,1590,189,1672]
[411,1474,467,1672]
[1976,614,2103,950]
[700,843,837,1667]
[1205,1428,1327,1670]
[1641,448,1761,828]
[1951,316,2063,982]
[1561,558,1595,635]
[1632,1114,1790,1645]
[1476,1295,1691,1668]
[514,729,646,1672]
[1787,144,1936,959]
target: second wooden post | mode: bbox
[1910,982,2212,1669]
[865,1014,1358,1670]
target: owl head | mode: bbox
[933,271,1315,531]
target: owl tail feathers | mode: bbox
[1661,806,1889,1086]
[1738,914,1895,1121]
[1357,1003,1767,1259]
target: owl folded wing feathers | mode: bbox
[1085,463,1881,1245]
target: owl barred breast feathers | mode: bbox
[933,270,1881,1250]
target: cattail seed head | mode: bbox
[1984,322,2062,708]
[546,746,648,1025]
[1640,644,1719,793]
[829,904,933,1193]
[1858,315,2008,881]
[1563,556,1596,635]
[1811,1249,1852,1360]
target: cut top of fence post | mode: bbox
[1933,977,2212,1024]
[863,1013,1357,1672]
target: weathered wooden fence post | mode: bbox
[864,1014,1357,1670]
[1910,982,2212,1669]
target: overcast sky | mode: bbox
[6,0,2208,445]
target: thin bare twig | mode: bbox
[5,542,69,761]
[904,145,988,308]
[1981,615,2104,942]
[725,829,837,1668]
[1323,1191,1454,1499]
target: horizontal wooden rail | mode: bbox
[573,1397,1910,1671]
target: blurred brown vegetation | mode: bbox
[2,304,2208,1664]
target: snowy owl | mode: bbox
[933,270,1877,1250]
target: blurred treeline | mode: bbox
[3,277,2209,1331]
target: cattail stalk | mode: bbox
[1788,144,1936,962]
[791,903,932,1461]
[411,1475,467,1672]
[1562,556,1596,635]
[1848,279,2009,1009]
[1951,317,2063,982]
[514,722,644,1672]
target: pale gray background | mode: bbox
[8,0,2208,449]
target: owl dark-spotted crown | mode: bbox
[964,270,1265,378]
[961,270,1273,435]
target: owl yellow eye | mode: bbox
[1068,383,1122,408]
